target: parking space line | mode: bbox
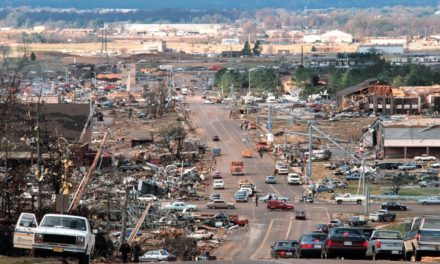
[285,214,293,240]
[250,219,275,260]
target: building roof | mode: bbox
[383,126,440,140]
[382,118,440,127]
[336,78,378,98]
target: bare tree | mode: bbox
[158,123,188,160]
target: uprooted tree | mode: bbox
[158,123,188,160]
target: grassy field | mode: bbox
[339,182,440,197]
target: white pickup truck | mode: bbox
[13,213,95,264]
[335,193,366,204]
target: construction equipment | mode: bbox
[68,131,110,212]
[127,203,151,244]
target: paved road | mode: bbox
[186,94,435,263]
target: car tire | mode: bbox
[414,251,422,261]
[422,202,428,205]
[337,200,342,204]
[78,253,90,264]
[357,200,362,205]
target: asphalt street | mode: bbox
[185,92,434,263]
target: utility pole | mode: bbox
[36,93,43,216]
[120,186,129,246]
[307,123,313,179]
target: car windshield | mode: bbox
[372,231,401,239]
[40,216,87,231]
[332,228,363,237]
[302,234,327,242]
[276,241,297,247]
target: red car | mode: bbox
[230,217,249,226]
[267,200,294,211]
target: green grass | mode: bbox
[338,182,440,197]
[378,222,411,234]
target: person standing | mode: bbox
[255,194,258,207]
[120,240,131,263]
[132,241,141,263]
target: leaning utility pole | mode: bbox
[119,186,129,246]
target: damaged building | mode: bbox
[376,119,440,159]
[336,79,440,114]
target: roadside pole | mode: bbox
[307,123,313,180]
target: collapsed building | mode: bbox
[336,79,440,114]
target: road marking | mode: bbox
[285,214,293,240]
[325,207,331,221]
[269,184,281,195]
[304,204,311,220]
[251,219,275,260]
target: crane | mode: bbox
[68,131,110,212]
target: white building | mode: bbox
[303,35,321,43]
[321,30,353,43]
[358,44,404,54]
[369,37,408,48]
[143,41,166,53]
[123,23,222,36]
[221,38,240,45]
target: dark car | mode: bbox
[297,232,327,258]
[271,240,298,258]
[321,228,368,259]
[212,135,220,141]
[316,224,329,233]
[316,185,335,193]
[296,210,306,220]
[381,201,408,211]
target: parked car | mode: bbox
[271,240,299,258]
[295,210,306,220]
[287,173,301,185]
[209,193,222,201]
[139,250,176,262]
[316,185,335,193]
[419,180,440,188]
[321,228,368,259]
[259,193,289,202]
[213,179,224,189]
[265,175,277,184]
[381,201,408,211]
[348,216,368,226]
[431,162,440,168]
[212,135,220,141]
[164,202,197,212]
[398,162,421,170]
[211,170,222,179]
[366,230,404,260]
[335,193,365,205]
[346,173,361,181]
[369,209,396,222]
[414,155,436,161]
[234,190,249,202]
[418,196,440,205]
[267,200,294,211]
[206,199,235,209]
[403,215,440,261]
[188,230,214,240]
[137,194,158,202]
[297,232,327,258]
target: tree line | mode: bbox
[294,57,440,99]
